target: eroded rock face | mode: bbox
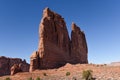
[38,8,70,69]
[0,56,29,76]
[11,64,22,75]
[30,8,88,72]
[29,51,40,72]
[71,23,88,64]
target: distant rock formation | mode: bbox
[11,64,22,75]
[108,62,120,66]
[30,8,88,72]
[0,56,29,76]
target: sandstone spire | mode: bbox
[71,22,88,63]
[29,8,88,72]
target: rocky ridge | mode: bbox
[0,56,29,76]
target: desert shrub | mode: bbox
[104,64,107,66]
[72,77,77,80]
[5,77,11,80]
[43,73,47,76]
[28,77,33,80]
[66,72,70,76]
[36,77,41,80]
[96,65,99,67]
[82,70,93,80]
[90,63,93,65]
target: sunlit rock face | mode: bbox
[30,8,88,72]
[38,8,70,69]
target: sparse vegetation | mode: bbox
[5,77,11,80]
[82,70,93,80]
[66,72,70,76]
[90,63,93,65]
[72,77,77,80]
[43,73,47,76]
[96,65,99,67]
[104,64,107,66]
[36,77,41,80]
[28,77,33,80]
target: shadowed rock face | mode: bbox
[11,64,22,75]
[71,23,88,64]
[30,8,88,72]
[0,56,29,76]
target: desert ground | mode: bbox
[0,63,120,80]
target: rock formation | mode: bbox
[29,51,40,72]
[0,56,29,76]
[30,8,88,72]
[71,23,88,64]
[11,64,22,75]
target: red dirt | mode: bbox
[0,63,120,80]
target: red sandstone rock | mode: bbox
[10,64,22,75]
[0,56,29,76]
[30,8,88,72]
[29,51,40,72]
[71,23,88,63]
[38,8,70,69]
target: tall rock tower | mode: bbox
[71,23,88,64]
[29,8,88,72]
[38,8,70,69]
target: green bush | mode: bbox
[28,77,32,80]
[36,77,41,80]
[66,72,70,76]
[82,70,93,80]
[5,77,11,80]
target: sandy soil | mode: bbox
[0,63,120,80]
